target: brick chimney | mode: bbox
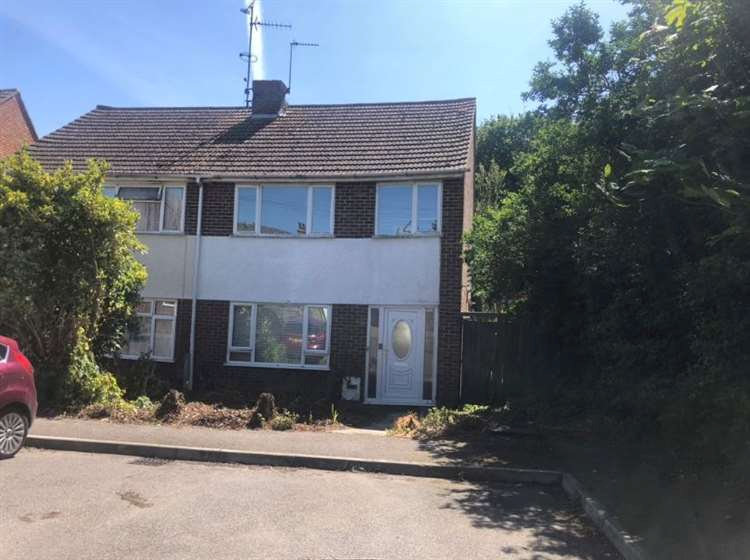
[251,80,288,117]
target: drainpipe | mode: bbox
[187,178,204,391]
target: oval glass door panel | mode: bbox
[392,320,412,359]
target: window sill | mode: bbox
[224,361,330,372]
[232,233,334,239]
[373,233,441,239]
[119,354,175,363]
[137,231,185,236]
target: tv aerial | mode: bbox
[239,1,291,107]
[288,41,319,94]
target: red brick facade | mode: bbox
[199,182,235,236]
[178,300,368,402]
[128,177,469,405]
[437,177,465,405]
[0,92,36,158]
[334,182,375,237]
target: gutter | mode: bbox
[103,169,468,184]
[187,178,204,391]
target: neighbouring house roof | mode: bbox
[0,89,19,104]
[0,88,38,145]
[28,98,475,179]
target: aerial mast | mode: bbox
[239,1,291,107]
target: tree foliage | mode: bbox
[0,152,147,404]
[466,0,750,462]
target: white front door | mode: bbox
[381,308,424,403]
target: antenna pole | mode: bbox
[244,2,255,107]
[239,3,292,106]
[288,42,294,93]
[287,41,319,95]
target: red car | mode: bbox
[0,336,37,459]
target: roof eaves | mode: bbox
[14,92,38,142]
[101,168,468,183]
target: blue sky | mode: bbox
[1,0,629,137]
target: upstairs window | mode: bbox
[235,185,334,236]
[227,302,331,369]
[376,182,441,236]
[105,185,184,233]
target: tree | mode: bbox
[0,151,147,404]
[465,0,750,462]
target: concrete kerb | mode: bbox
[25,435,561,485]
[562,473,648,560]
[25,434,647,559]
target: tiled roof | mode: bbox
[28,98,475,179]
[0,89,20,104]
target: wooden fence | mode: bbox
[459,312,559,405]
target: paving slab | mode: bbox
[31,417,450,464]
[31,417,558,469]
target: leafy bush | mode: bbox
[391,405,491,438]
[269,409,298,431]
[56,332,126,408]
[0,152,146,407]
[106,355,170,401]
[132,395,155,410]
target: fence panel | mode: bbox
[459,313,557,405]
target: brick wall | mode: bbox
[437,177,465,406]
[330,304,369,385]
[185,181,377,238]
[334,182,375,237]
[199,182,235,236]
[184,182,200,235]
[0,95,36,158]
[190,300,368,403]
[132,176,465,405]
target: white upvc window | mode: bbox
[226,302,331,370]
[375,181,442,236]
[234,184,334,236]
[121,299,178,362]
[104,185,185,233]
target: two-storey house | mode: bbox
[29,81,475,406]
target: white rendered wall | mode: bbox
[137,234,195,299]
[197,236,440,305]
[137,235,440,305]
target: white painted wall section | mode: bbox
[137,234,195,299]
[198,237,440,305]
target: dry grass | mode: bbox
[389,412,422,437]
[172,402,256,429]
[76,396,338,432]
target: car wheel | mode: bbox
[0,410,29,459]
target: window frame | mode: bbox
[105,184,186,234]
[233,184,335,237]
[226,302,257,365]
[120,298,178,362]
[225,302,332,370]
[374,181,442,237]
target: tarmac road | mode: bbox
[0,448,618,559]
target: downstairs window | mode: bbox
[122,299,177,361]
[227,303,331,369]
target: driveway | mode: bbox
[1,449,618,559]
